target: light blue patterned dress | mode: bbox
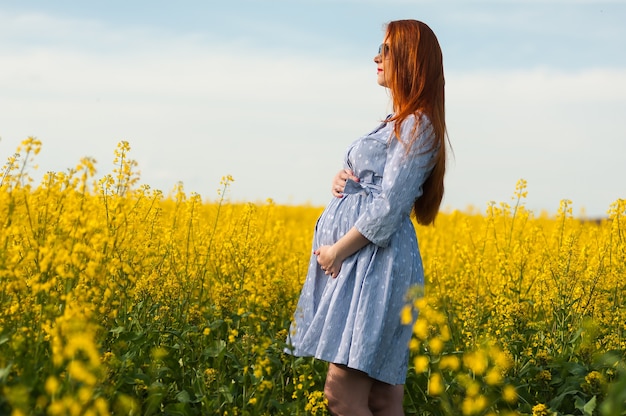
[287,113,436,385]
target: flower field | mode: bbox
[1,138,625,415]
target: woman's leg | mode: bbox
[324,364,374,416]
[368,380,405,416]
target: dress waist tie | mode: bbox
[343,178,382,197]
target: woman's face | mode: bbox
[374,36,390,87]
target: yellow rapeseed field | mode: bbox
[1,138,625,415]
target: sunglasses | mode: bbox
[378,44,390,56]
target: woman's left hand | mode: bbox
[314,245,343,278]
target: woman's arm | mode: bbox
[314,227,370,278]
[354,115,437,247]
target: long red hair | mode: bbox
[385,20,447,225]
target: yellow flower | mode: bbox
[491,347,513,371]
[401,305,413,325]
[462,395,488,416]
[582,370,607,395]
[304,390,328,414]
[67,360,97,386]
[532,403,551,416]
[463,351,488,376]
[259,380,273,391]
[428,372,444,396]
[465,380,481,398]
[45,376,60,396]
[429,337,444,355]
[485,368,503,386]
[413,319,429,340]
[536,370,552,383]
[413,355,430,373]
[439,354,460,372]
[204,368,218,385]
[409,338,421,351]
[502,384,518,404]
[151,347,168,361]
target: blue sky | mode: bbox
[1,0,625,217]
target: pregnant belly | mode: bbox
[315,193,370,246]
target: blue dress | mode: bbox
[287,113,436,385]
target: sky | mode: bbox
[1,0,625,218]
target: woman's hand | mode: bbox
[314,245,343,278]
[315,228,371,279]
[332,169,359,198]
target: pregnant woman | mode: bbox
[287,19,448,416]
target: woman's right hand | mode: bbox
[332,169,359,198]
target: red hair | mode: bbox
[385,20,447,225]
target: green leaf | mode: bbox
[218,386,234,403]
[205,340,226,358]
[176,389,191,403]
[0,365,12,382]
[110,326,126,334]
[583,396,597,416]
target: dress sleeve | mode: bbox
[354,114,437,247]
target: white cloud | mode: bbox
[1,10,624,217]
[445,68,626,217]
[0,11,386,204]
